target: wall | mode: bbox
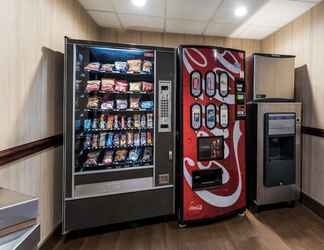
[0,0,99,244]
[100,29,261,56]
[261,1,324,205]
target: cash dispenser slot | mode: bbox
[192,168,223,190]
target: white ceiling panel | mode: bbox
[204,22,240,37]
[88,11,121,28]
[78,0,115,11]
[166,19,207,35]
[112,0,165,17]
[119,14,164,32]
[233,25,278,39]
[166,0,223,21]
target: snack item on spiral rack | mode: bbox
[84,62,100,71]
[84,119,91,130]
[142,147,153,162]
[106,115,114,129]
[128,148,140,162]
[140,132,146,145]
[140,114,146,128]
[102,150,113,166]
[127,116,132,128]
[142,61,153,74]
[147,131,153,145]
[133,114,141,128]
[127,60,142,73]
[101,98,114,110]
[120,133,127,146]
[101,78,115,92]
[113,115,119,129]
[84,134,91,148]
[99,114,106,129]
[129,82,142,92]
[140,100,153,110]
[113,133,120,147]
[116,99,128,110]
[99,133,107,147]
[114,61,128,73]
[100,64,114,72]
[85,80,100,93]
[106,132,113,147]
[130,96,140,109]
[92,118,98,129]
[127,132,133,146]
[133,132,140,146]
[87,97,99,109]
[142,81,153,92]
[147,113,153,128]
[120,115,126,129]
[114,149,128,162]
[84,151,100,165]
[91,134,99,148]
[115,80,128,92]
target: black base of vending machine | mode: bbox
[63,38,176,233]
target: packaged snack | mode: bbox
[116,99,128,110]
[114,149,128,162]
[147,113,153,128]
[106,132,114,147]
[133,133,140,146]
[113,133,120,147]
[147,131,153,145]
[102,150,113,165]
[84,134,91,148]
[120,133,127,146]
[127,60,142,73]
[84,62,100,71]
[85,80,100,93]
[106,115,114,129]
[127,116,132,128]
[114,115,119,129]
[133,114,141,128]
[92,118,98,129]
[101,78,115,92]
[115,80,128,92]
[99,133,107,147]
[128,149,140,161]
[140,114,146,128]
[140,132,146,145]
[87,97,99,109]
[84,151,100,165]
[142,147,153,162]
[91,134,99,148]
[84,119,92,130]
[101,98,114,110]
[120,115,126,129]
[142,82,153,92]
[129,82,142,92]
[130,97,140,109]
[142,61,153,73]
[140,100,153,110]
[114,61,128,73]
[75,119,81,130]
[100,64,114,72]
[99,114,106,129]
[127,132,133,146]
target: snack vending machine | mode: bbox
[63,38,175,233]
[177,46,247,225]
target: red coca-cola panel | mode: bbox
[178,46,246,223]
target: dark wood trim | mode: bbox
[39,223,62,250]
[300,192,324,220]
[0,134,63,167]
[302,126,324,138]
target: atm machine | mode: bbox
[177,46,247,225]
[247,53,301,210]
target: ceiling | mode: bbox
[79,0,321,39]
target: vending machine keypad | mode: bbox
[158,80,172,132]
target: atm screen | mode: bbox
[198,136,224,161]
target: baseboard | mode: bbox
[300,192,324,220]
[38,223,62,250]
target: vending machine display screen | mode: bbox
[198,136,224,161]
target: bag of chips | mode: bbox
[114,61,128,73]
[140,114,146,128]
[116,99,128,110]
[84,119,92,130]
[127,132,133,146]
[142,82,153,92]
[106,115,114,129]
[140,132,146,145]
[84,151,100,165]
[129,82,142,92]
[91,134,99,148]
[115,80,128,92]
[99,133,107,147]
[101,98,114,110]
[128,149,140,162]
[106,132,114,147]
[133,114,141,128]
[87,97,99,109]
[114,149,128,162]
[86,80,100,93]
[120,133,127,146]
[140,100,153,110]
[147,131,153,145]
[142,61,153,73]
[127,60,142,73]
[129,97,140,109]
[147,113,153,128]
[101,78,115,92]
[133,133,140,146]
[84,62,100,71]
[100,64,114,72]
[142,147,153,162]
[102,150,114,165]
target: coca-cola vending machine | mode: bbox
[177,46,247,225]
